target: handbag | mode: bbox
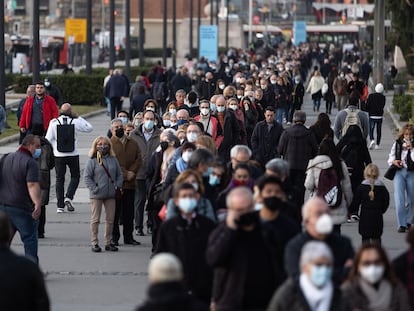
[101,161,123,200]
[384,165,398,180]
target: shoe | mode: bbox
[105,244,119,251]
[369,140,375,150]
[38,233,45,239]
[375,145,380,150]
[287,122,291,125]
[56,208,65,213]
[147,227,152,235]
[135,229,145,236]
[64,198,75,212]
[350,215,360,222]
[124,239,141,245]
[398,226,407,233]
[407,223,411,229]
[92,245,102,252]
[111,240,119,246]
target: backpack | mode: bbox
[56,117,75,152]
[341,108,362,137]
[316,167,343,208]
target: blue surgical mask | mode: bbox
[209,174,221,186]
[210,103,216,112]
[216,106,225,113]
[33,148,42,159]
[310,265,332,288]
[178,197,197,213]
[120,117,128,125]
[163,119,171,127]
[177,119,188,126]
[144,120,154,130]
[203,166,214,177]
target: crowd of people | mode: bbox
[1,42,414,310]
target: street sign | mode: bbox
[199,25,218,63]
[65,18,87,43]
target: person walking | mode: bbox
[306,70,324,112]
[45,103,93,213]
[84,136,123,252]
[105,69,129,120]
[365,83,386,150]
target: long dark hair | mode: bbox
[318,138,344,180]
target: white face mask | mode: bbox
[315,214,333,235]
[182,150,193,162]
[219,84,225,90]
[169,109,177,116]
[186,132,198,143]
[270,80,277,84]
[200,108,210,116]
[360,265,384,284]
[229,104,238,111]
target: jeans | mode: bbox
[55,156,80,209]
[0,204,38,263]
[369,118,383,145]
[134,179,147,230]
[276,107,288,124]
[313,98,321,111]
[393,168,414,227]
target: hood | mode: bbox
[307,155,333,170]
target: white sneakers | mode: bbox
[375,145,380,150]
[369,140,375,150]
[56,208,64,213]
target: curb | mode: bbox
[0,108,107,146]
[386,107,402,132]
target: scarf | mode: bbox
[358,279,392,311]
[299,273,333,311]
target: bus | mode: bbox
[305,24,359,46]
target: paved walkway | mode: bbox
[0,92,409,311]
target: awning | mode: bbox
[312,3,375,14]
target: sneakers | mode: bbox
[64,198,75,212]
[375,145,380,150]
[56,208,65,213]
[347,214,360,223]
[369,140,375,150]
[92,245,102,253]
[398,226,407,233]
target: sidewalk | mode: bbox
[0,92,409,311]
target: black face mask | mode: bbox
[115,128,124,138]
[160,141,169,151]
[235,211,257,228]
[263,196,284,211]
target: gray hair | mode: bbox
[230,145,252,159]
[111,118,123,126]
[225,187,254,210]
[148,253,183,284]
[188,148,214,169]
[300,241,333,269]
[302,196,328,221]
[161,128,179,146]
[265,158,290,177]
[293,110,306,123]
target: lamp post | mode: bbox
[139,0,144,66]
[32,0,40,84]
[173,0,177,69]
[226,0,229,50]
[0,1,5,110]
[109,0,115,69]
[86,0,92,74]
[197,0,201,57]
[162,0,167,67]
[248,0,253,47]
[190,0,193,58]
[125,0,131,80]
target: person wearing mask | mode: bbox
[130,110,162,236]
[171,108,190,130]
[110,118,142,246]
[291,75,305,116]
[214,79,226,95]
[130,86,152,118]
[184,91,200,118]
[228,97,247,145]
[44,77,63,107]
[306,71,325,112]
[251,106,284,169]
[240,96,258,148]
[194,100,223,143]
[105,69,129,120]
[333,70,349,111]
[259,78,275,110]
[273,76,289,124]
[201,71,216,100]
[207,187,283,311]
[84,136,123,252]
[17,84,36,144]
[342,243,411,311]
[284,197,354,286]
[134,253,208,311]
[365,83,386,150]
[268,241,349,311]
[155,183,216,303]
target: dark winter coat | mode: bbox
[392,250,414,308]
[365,92,386,117]
[217,109,241,163]
[251,120,284,165]
[156,214,216,302]
[292,82,305,109]
[349,180,389,238]
[39,137,54,206]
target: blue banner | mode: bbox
[199,25,218,63]
[293,21,307,46]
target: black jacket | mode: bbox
[278,124,318,171]
[135,282,208,311]
[251,120,284,166]
[365,92,386,117]
[217,109,241,163]
[156,214,215,302]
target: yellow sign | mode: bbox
[65,19,87,43]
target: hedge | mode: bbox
[393,95,414,121]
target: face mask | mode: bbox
[236,77,241,83]
[263,196,284,211]
[186,132,198,143]
[295,79,300,84]
[119,117,128,125]
[315,214,333,235]
[160,141,169,151]
[219,84,225,90]
[225,69,230,73]
[200,108,210,116]
[248,97,254,103]
[115,127,124,138]
[270,80,277,84]
[178,197,197,213]
[229,104,238,111]
[134,120,142,128]
[360,265,384,284]
[254,203,263,211]
[203,166,214,177]
[340,73,345,79]
[169,109,177,116]
[233,179,248,187]
[163,119,171,127]
[216,106,225,113]
[235,211,257,228]
[209,174,221,186]
[33,148,42,159]
[310,265,332,288]
[237,95,242,99]
[146,107,155,112]
[191,182,199,192]
[210,103,216,112]
[44,82,50,87]
[261,85,267,90]
[177,119,188,126]
[182,151,193,162]
[98,145,109,154]
[144,120,154,130]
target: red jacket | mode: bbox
[19,95,58,131]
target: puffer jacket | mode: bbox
[305,155,353,224]
[84,154,123,200]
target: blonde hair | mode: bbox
[195,135,217,156]
[174,169,204,194]
[397,123,414,141]
[88,136,115,158]
[364,163,379,201]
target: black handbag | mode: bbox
[384,165,398,180]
